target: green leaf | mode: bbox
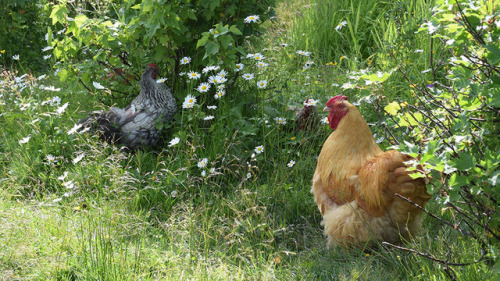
[58,68,69,82]
[448,173,469,188]
[360,70,393,82]
[204,42,219,59]
[451,152,476,171]
[399,112,423,127]
[230,25,242,35]
[50,4,69,25]
[220,35,232,49]
[384,101,401,115]
[196,35,209,48]
[74,14,88,28]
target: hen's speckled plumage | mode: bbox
[78,64,176,148]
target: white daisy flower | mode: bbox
[180,57,191,65]
[197,82,211,92]
[58,172,69,181]
[341,82,355,89]
[63,181,75,189]
[42,86,61,91]
[68,123,83,135]
[257,80,267,89]
[256,61,268,67]
[182,94,196,109]
[287,160,296,168]
[56,102,69,115]
[207,105,217,110]
[187,71,201,80]
[244,15,260,23]
[414,49,424,53]
[12,55,20,60]
[197,158,208,168]
[156,78,167,83]
[203,115,215,121]
[235,63,244,71]
[171,190,178,197]
[214,89,226,99]
[72,153,84,164]
[46,154,57,165]
[242,73,254,80]
[321,117,329,124]
[280,43,288,47]
[296,50,311,56]
[208,75,220,84]
[201,170,207,177]
[253,53,265,61]
[42,46,53,52]
[304,99,318,107]
[217,70,228,78]
[304,60,314,69]
[335,20,347,31]
[254,145,264,154]
[202,65,220,73]
[43,55,52,60]
[246,172,252,179]
[93,81,105,89]
[274,117,287,125]
[168,137,180,147]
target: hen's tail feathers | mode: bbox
[322,201,424,248]
[77,110,123,143]
[324,165,431,248]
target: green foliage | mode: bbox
[378,0,500,276]
[0,0,52,72]
[48,0,275,97]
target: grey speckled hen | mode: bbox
[77,64,176,148]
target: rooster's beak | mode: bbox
[323,106,331,112]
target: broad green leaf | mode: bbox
[220,36,232,49]
[360,71,392,82]
[451,152,476,171]
[74,14,88,28]
[448,173,469,188]
[384,101,401,115]
[399,112,423,127]
[58,68,69,82]
[196,36,209,48]
[230,25,242,35]
[50,4,69,25]
[204,42,219,59]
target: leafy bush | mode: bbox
[0,0,51,72]
[375,0,499,277]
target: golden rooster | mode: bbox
[311,95,431,247]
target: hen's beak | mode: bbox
[323,106,331,112]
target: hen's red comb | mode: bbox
[326,95,348,107]
[148,63,158,69]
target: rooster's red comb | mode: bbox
[148,63,158,69]
[326,95,348,106]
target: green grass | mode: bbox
[0,0,497,280]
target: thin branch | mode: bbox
[394,193,474,238]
